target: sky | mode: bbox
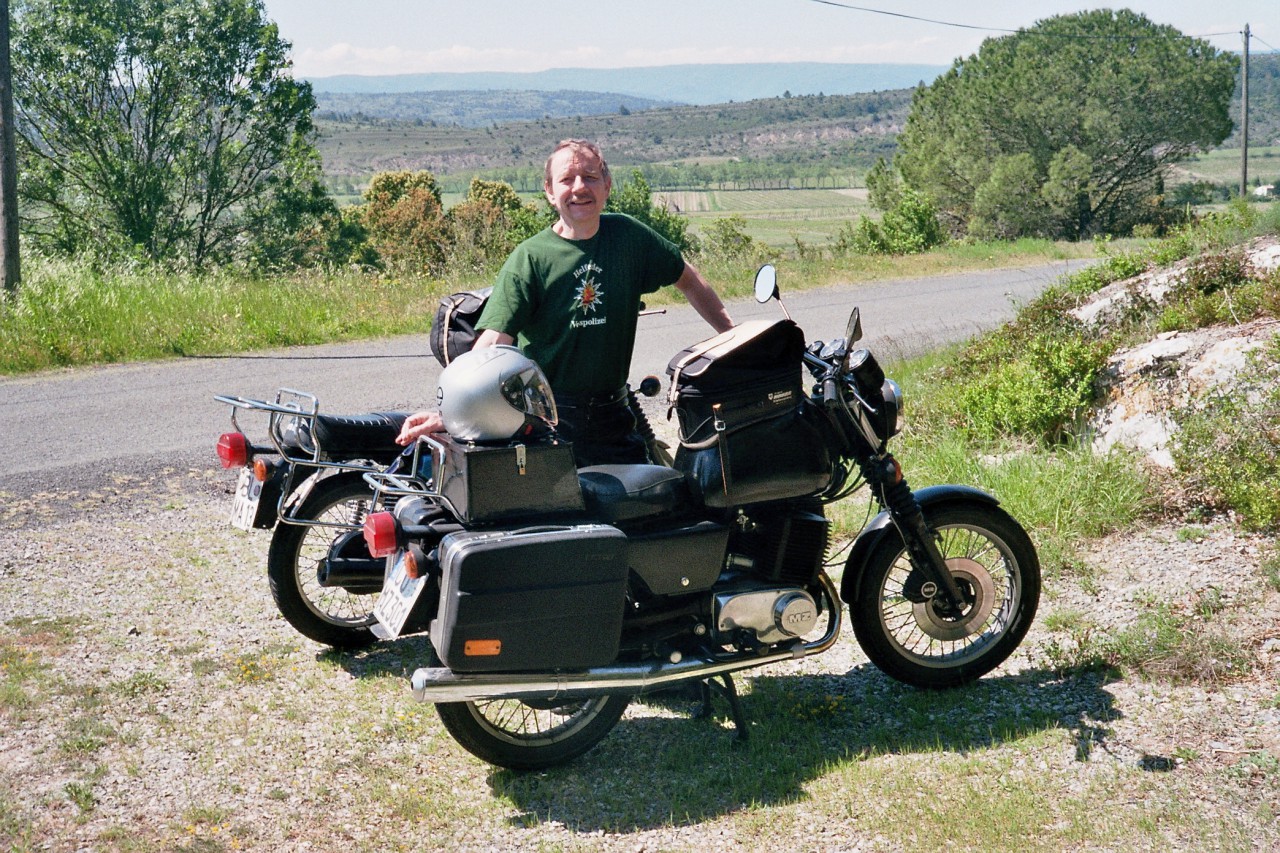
[260,0,1275,80]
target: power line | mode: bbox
[805,0,1015,33]
[804,0,1240,43]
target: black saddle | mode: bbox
[577,464,689,523]
[292,411,410,464]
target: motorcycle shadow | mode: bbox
[322,644,1120,831]
[487,664,1121,832]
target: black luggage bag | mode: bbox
[666,320,833,508]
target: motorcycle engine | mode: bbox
[712,587,818,645]
[709,499,829,648]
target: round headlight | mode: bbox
[881,379,904,438]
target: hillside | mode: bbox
[314,89,910,191]
[312,54,1280,194]
[306,61,946,106]
[315,89,680,128]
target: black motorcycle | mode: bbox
[356,264,1040,770]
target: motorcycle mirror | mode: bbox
[753,264,778,303]
[844,307,863,345]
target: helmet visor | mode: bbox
[500,365,558,429]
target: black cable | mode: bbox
[183,353,427,360]
[805,0,1241,43]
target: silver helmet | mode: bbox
[435,345,557,442]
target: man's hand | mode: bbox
[396,410,446,446]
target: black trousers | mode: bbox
[554,388,652,467]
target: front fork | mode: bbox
[866,454,968,616]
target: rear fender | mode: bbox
[839,485,1002,606]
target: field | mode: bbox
[658,188,873,247]
[1169,145,1280,187]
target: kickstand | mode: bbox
[695,673,749,742]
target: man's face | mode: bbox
[544,147,611,230]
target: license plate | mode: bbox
[373,552,427,638]
[230,467,263,531]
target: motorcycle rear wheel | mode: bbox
[435,694,631,770]
[851,503,1040,688]
[266,473,380,649]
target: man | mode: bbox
[398,139,734,465]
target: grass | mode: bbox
[0,227,1093,376]
[0,260,439,374]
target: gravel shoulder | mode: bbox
[1,462,1277,852]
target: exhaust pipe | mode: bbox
[411,576,842,703]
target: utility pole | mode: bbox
[0,0,18,297]
[1240,23,1250,198]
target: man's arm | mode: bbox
[673,262,734,334]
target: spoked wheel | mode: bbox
[851,503,1040,688]
[435,694,631,770]
[267,473,381,649]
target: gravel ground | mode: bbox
[1,463,1279,852]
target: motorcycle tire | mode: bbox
[435,693,631,771]
[851,502,1040,688]
[266,473,381,649]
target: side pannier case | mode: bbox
[430,524,629,672]
[666,319,833,508]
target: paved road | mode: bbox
[0,260,1090,491]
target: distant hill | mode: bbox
[305,62,946,106]
[314,89,912,191]
[314,90,680,127]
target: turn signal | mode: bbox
[216,432,249,468]
[252,457,272,482]
[362,511,399,558]
[403,546,422,580]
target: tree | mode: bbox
[11,0,321,266]
[893,9,1238,239]
[606,169,692,252]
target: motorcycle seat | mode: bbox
[577,464,688,523]
[302,411,410,464]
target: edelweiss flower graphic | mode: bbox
[574,279,603,314]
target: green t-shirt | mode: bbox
[477,213,686,396]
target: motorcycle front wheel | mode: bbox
[435,694,631,771]
[266,473,380,649]
[851,503,1040,688]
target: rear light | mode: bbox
[216,432,250,468]
[363,511,399,558]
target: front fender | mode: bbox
[838,484,1001,606]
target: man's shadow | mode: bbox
[332,643,1120,833]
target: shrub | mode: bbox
[1172,337,1280,531]
[838,188,945,256]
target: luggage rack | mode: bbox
[361,435,452,516]
[215,388,394,528]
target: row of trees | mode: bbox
[6,2,1249,274]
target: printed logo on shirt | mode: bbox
[570,260,606,330]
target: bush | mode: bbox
[954,333,1105,442]
[1172,337,1280,531]
[837,189,945,256]
[696,215,768,263]
[359,171,451,275]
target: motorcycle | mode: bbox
[356,263,1041,771]
[214,388,410,648]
